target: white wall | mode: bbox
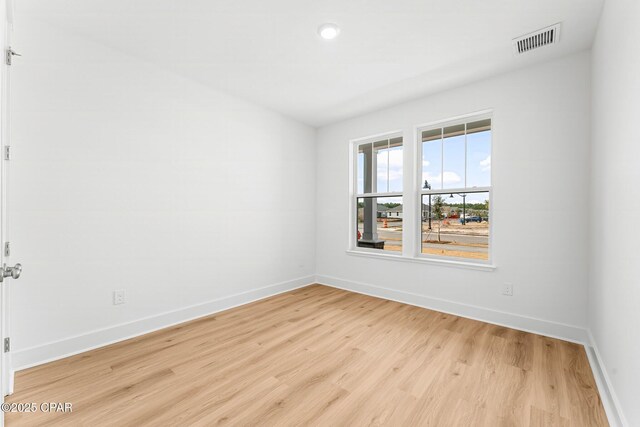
[8,18,316,365]
[316,52,592,335]
[590,0,640,424]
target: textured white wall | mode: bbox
[316,52,592,329]
[9,19,316,352]
[590,0,640,424]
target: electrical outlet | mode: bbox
[502,283,513,296]
[113,290,125,305]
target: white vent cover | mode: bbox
[513,23,561,54]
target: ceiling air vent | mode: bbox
[513,23,561,54]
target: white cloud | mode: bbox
[480,155,491,172]
[376,148,403,190]
[378,169,402,181]
[422,172,439,184]
[421,171,462,185]
[443,171,462,184]
[388,149,403,168]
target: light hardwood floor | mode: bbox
[6,285,608,426]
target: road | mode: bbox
[358,226,489,254]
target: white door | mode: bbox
[1,0,18,408]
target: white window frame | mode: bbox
[415,111,494,266]
[346,111,495,271]
[348,130,404,257]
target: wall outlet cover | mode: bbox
[502,283,514,296]
[113,290,125,305]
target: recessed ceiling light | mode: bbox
[318,23,340,40]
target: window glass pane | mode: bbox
[442,124,465,189]
[421,192,489,260]
[422,129,442,190]
[374,139,389,192]
[388,143,403,192]
[466,122,491,188]
[357,196,403,253]
[354,136,403,194]
[357,150,365,194]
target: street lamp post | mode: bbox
[462,193,467,225]
[450,192,467,224]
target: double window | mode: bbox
[351,113,492,264]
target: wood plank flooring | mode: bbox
[6,285,608,426]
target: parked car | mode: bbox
[460,215,482,224]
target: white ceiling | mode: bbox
[17,0,603,127]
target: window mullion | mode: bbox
[464,122,467,188]
[440,131,444,190]
[387,139,390,193]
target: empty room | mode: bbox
[0,0,638,425]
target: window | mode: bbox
[349,113,492,268]
[420,117,491,261]
[353,134,403,253]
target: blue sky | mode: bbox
[357,130,491,204]
[422,130,491,190]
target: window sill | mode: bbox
[345,250,496,271]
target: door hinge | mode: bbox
[3,337,9,353]
[4,145,10,160]
[4,242,10,257]
[5,48,21,66]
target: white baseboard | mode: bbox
[11,275,315,373]
[316,274,590,344]
[585,331,628,427]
